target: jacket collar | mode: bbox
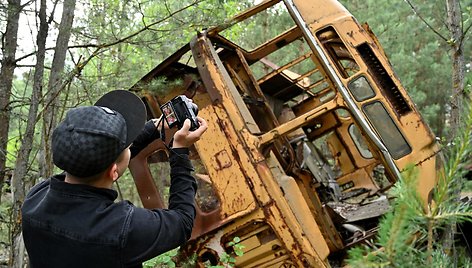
[50,174,118,201]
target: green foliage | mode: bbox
[141,248,199,268]
[114,169,142,206]
[138,74,198,96]
[230,237,245,257]
[346,104,472,267]
[73,0,249,101]
[465,180,472,191]
[6,135,19,168]
[206,237,246,268]
[0,199,12,248]
[6,77,34,168]
[146,77,185,95]
[142,248,178,268]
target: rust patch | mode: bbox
[212,149,232,170]
[413,148,443,167]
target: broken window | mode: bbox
[317,26,360,79]
[348,75,376,101]
[363,101,411,159]
[192,158,220,213]
[348,123,373,159]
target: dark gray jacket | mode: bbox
[21,147,196,268]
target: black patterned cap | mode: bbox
[52,90,146,177]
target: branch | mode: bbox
[462,22,472,40]
[47,0,60,24]
[19,0,35,10]
[428,212,472,221]
[15,0,205,63]
[98,0,205,49]
[164,0,186,25]
[24,0,209,122]
[459,12,472,49]
[35,47,99,122]
[15,43,101,63]
[403,0,449,42]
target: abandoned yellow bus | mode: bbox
[127,0,443,266]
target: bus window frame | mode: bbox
[362,101,412,159]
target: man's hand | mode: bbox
[172,117,208,148]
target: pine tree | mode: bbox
[347,104,472,267]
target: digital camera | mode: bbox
[160,95,199,131]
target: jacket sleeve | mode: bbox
[129,120,161,158]
[122,148,197,265]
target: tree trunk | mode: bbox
[446,0,465,141]
[0,0,21,199]
[443,0,465,256]
[10,0,50,266]
[40,0,77,178]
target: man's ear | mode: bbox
[107,163,119,182]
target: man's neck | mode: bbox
[64,173,113,189]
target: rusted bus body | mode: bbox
[128,0,443,266]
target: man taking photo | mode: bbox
[21,90,208,267]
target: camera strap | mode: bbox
[158,116,186,159]
[158,116,172,148]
